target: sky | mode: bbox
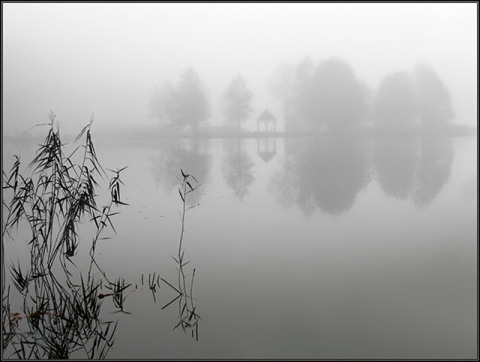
[2,2,478,136]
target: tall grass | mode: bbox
[2,112,202,358]
[2,112,127,359]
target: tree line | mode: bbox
[148,58,454,133]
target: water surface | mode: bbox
[3,135,477,359]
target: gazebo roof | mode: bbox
[257,110,276,122]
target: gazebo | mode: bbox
[257,110,276,133]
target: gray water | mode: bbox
[3,135,477,359]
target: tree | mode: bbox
[307,58,368,131]
[148,80,176,127]
[167,68,209,132]
[413,63,454,127]
[374,71,418,128]
[292,56,315,132]
[222,74,253,133]
[148,85,163,121]
[268,62,295,129]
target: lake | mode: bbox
[2,133,477,359]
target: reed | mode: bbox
[2,112,202,358]
[2,112,127,359]
[172,169,201,340]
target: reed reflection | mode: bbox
[160,170,200,341]
[2,116,128,359]
[2,119,205,359]
[221,138,255,201]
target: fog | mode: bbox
[2,3,477,136]
[2,4,477,358]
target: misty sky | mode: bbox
[2,3,478,135]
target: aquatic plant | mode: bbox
[161,169,201,340]
[2,112,127,359]
[2,112,202,358]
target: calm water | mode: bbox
[3,134,477,359]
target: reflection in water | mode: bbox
[374,137,420,200]
[272,136,369,215]
[272,135,455,215]
[222,139,255,201]
[257,137,277,163]
[304,137,369,214]
[413,137,454,205]
[3,131,472,359]
[2,121,129,359]
[374,136,454,205]
[151,138,211,203]
[4,273,119,359]
[160,171,200,341]
[2,126,204,359]
[147,135,455,214]
[270,139,307,210]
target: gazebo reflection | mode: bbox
[256,110,277,162]
[257,137,277,163]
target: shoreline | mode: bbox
[3,124,477,143]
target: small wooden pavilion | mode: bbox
[257,110,276,133]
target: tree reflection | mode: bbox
[374,137,420,200]
[271,136,369,215]
[373,135,454,205]
[221,138,255,201]
[151,138,211,203]
[413,137,454,206]
[270,139,306,210]
[306,137,369,214]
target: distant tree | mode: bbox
[148,81,176,127]
[307,58,368,131]
[149,85,163,121]
[167,68,209,132]
[374,71,418,127]
[222,74,253,133]
[268,62,295,128]
[413,63,454,127]
[292,56,315,132]
[295,57,315,86]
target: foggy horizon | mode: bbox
[3,3,478,136]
